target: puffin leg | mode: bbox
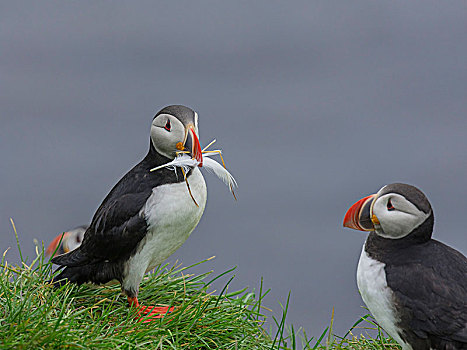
[127,296,174,323]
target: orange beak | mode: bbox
[185,126,203,167]
[343,194,376,231]
[45,232,69,257]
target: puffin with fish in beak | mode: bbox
[52,105,236,322]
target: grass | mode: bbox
[0,226,401,349]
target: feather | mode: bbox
[150,154,197,174]
[150,152,237,194]
[202,156,238,190]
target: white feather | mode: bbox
[202,156,237,189]
[150,153,237,193]
[150,154,197,174]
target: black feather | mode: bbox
[51,262,124,287]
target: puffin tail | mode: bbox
[50,266,89,287]
[51,248,88,267]
[49,261,123,288]
[50,248,94,287]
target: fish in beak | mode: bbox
[343,194,377,231]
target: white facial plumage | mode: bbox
[371,189,431,239]
[194,111,199,136]
[150,113,186,160]
[66,230,85,252]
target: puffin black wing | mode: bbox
[386,240,467,348]
[52,193,149,267]
[52,149,183,268]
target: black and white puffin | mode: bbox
[343,183,467,350]
[52,105,207,321]
[46,225,88,257]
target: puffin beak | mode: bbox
[343,194,377,231]
[183,125,203,167]
[45,232,70,257]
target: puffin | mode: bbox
[46,225,88,257]
[52,105,207,321]
[343,183,467,350]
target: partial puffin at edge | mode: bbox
[343,183,467,350]
[46,225,88,258]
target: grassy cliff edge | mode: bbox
[0,233,400,349]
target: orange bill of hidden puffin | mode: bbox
[46,225,88,257]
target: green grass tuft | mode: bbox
[0,246,283,349]
[0,225,401,349]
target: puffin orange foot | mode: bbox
[127,297,174,323]
[137,305,175,323]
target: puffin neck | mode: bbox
[144,141,194,179]
[145,142,173,168]
[365,213,434,260]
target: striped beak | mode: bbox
[46,232,69,257]
[184,125,203,167]
[343,194,377,231]
[45,226,86,257]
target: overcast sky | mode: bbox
[1,0,466,338]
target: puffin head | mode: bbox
[343,183,433,240]
[46,225,88,257]
[150,105,203,166]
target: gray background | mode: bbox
[1,0,466,337]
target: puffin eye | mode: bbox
[387,199,395,211]
[164,119,171,131]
